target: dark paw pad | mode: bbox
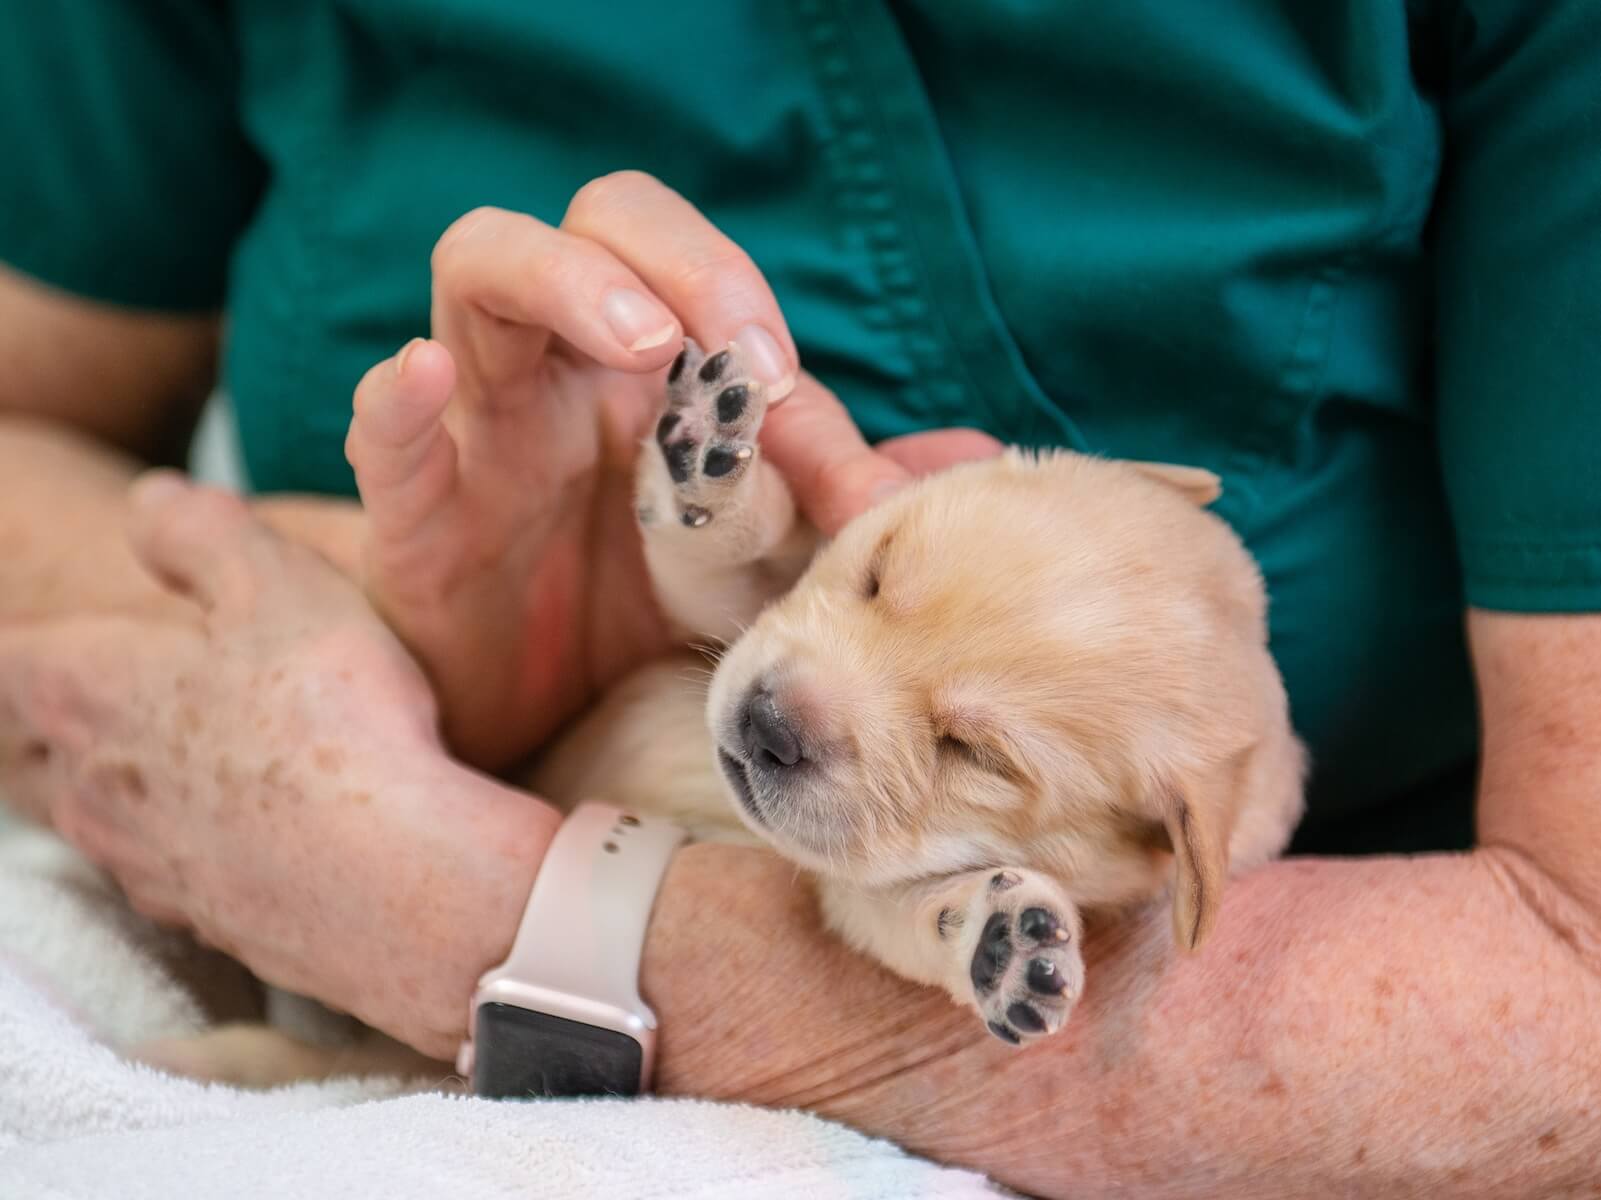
[648,338,770,527]
[967,879,1083,1046]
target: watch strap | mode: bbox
[457,801,686,1096]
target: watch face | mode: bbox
[472,1003,644,1099]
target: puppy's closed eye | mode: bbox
[937,728,1022,784]
[863,532,894,601]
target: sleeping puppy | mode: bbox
[538,340,1305,1045]
[136,343,1304,1081]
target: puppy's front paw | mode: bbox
[956,870,1085,1045]
[649,337,770,528]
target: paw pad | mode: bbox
[649,338,770,526]
[966,878,1084,1046]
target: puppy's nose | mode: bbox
[742,687,804,768]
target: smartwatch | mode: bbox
[456,801,687,1099]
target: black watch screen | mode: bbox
[471,1003,644,1099]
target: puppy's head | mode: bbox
[709,449,1280,950]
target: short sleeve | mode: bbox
[0,1,265,312]
[1433,0,1601,612]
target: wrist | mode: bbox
[367,755,560,1059]
[641,844,971,1119]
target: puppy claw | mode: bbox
[1026,957,1069,995]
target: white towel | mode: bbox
[0,820,1002,1199]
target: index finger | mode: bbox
[758,374,911,535]
[561,172,798,399]
[761,374,1005,535]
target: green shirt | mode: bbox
[5,2,1599,850]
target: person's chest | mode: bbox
[223,0,1474,833]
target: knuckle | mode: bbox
[430,205,505,279]
[351,362,388,417]
[667,244,761,305]
[566,169,662,223]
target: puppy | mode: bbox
[137,342,1304,1081]
[539,341,1304,1044]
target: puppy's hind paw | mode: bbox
[959,870,1085,1045]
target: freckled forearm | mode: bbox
[647,847,1601,1199]
[976,851,1601,1199]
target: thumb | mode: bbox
[126,472,268,615]
[757,373,910,536]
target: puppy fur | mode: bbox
[537,340,1304,1045]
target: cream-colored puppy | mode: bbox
[138,342,1303,1080]
[538,339,1304,1045]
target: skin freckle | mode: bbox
[1538,1131,1560,1151]
[180,705,203,733]
[1492,995,1511,1022]
[1373,977,1394,999]
[94,762,147,802]
[312,745,344,774]
[343,790,373,806]
[1353,1145,1368,1165]
[1258,1073,1286,1097]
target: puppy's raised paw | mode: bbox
[650,338,769,528]
[954,869,1085,1045]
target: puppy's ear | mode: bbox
[1161,780,1226,951]
[1126,461,1222,507]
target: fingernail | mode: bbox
[732,325,795,402]
[396,337,426,377]
[603,289,678,353]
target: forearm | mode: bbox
[643,846,1601,1199]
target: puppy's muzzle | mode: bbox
[718,683,814,830]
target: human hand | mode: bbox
[0,474,556,1053]
[345,171,999,769]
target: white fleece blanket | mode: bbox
[0,819,1002,1199]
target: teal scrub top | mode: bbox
[4,2,1600,850]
